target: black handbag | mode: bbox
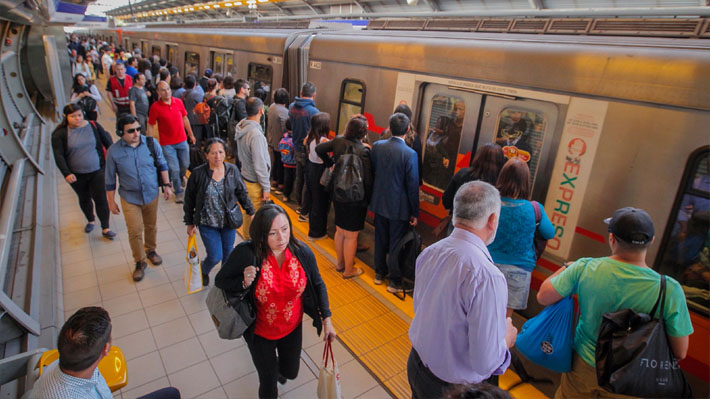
[595,275,693,398]
[319,167,333,188]
[219,190,243,229]
[205,286,255,340]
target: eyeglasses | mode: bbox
[125,126,142,134]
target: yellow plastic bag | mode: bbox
[184,234,203,294]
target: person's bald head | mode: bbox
[157,80,171,101]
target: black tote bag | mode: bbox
[595,275,693,398]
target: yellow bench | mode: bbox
[36,346,127,392]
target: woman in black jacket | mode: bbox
[215,204,335,399]
[316,115,373,279]
[51,103,115,238]
[183,138,254,285]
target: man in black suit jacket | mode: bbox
[370,113,420,294]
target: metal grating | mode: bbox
[367,20,387,30]
[701,18,710,37]
[590,18,702,36]
[511,18,549,32]
[385,19,427,30]
[425,18,480,31]
[478,19,513,32]
[547,19,592,33]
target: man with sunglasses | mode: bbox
[105,115,172,281]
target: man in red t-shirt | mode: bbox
[147,81,196,203]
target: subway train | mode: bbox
[90,24,710,387]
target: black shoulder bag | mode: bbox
[595,275,693,398]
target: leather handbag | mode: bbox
[319,166,333,188]
[205,286,255,340]
[219,191,243,229]
[595,275,693,398]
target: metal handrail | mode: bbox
[11,114,44,175]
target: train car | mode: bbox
[92,25,710,389]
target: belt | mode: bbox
[243,177,256,184]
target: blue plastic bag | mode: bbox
[515,295,574,373]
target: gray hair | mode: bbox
[453,181,501,230]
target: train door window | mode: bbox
[248,63,272,103]
[166,45,177,67]
[141,41,147,56]
[210,51,224,75]
[151,46,161,57]
[419,85,483,191]
[494,108,548,186]
[184,51,200,76]
[225,54,236,77]
[656,147,710,316]
[336,80,366,135]
[124,38,129,50]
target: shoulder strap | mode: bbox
[146,136,158,161]
[650,275,667,319]
[531,201,542,223]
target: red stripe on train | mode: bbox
[575,226,606,243]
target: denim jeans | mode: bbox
[198,225,236,276]
[161,140,189,194]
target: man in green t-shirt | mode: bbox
[538,207,694,399]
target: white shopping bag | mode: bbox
[183,235,203,294]
[317,340,342,399]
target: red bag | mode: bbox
[194,99,211,125]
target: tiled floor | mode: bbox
[55,80,390,399]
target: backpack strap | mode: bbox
[145,136,162,186]
[650,275,667,320]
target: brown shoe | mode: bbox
[146,250,163,266]
[133,261,147,282]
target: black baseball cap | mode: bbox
[603,207,655,245]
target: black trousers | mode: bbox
[282,166,296,198]
[69,169,110,229]
[294,149,308,211]
[374,214,409,285]
[271,147,284,186]
[246,324,303,399]
[407,348,499,399]
[136,387,180,399]
[306,161,330,237]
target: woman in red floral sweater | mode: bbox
[216,204,336,398]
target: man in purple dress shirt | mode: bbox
[408,181,518,399]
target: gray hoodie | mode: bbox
[235,119,271,193]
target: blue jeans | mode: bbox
[198,225,236,275]
[161,140,189,194]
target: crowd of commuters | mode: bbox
[52,35,695,399]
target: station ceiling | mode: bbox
[107,0,710,24]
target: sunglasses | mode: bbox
[125,126,142,134]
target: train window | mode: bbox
[421,94,466,190]
[494,109,548,186]
[210,52,224,76]
[141,41,147,57]
[225,54,236,77]
[166,45,177,67]
[248,63,272,103]
[151,46,161,57]
[336,80,366,135]
[184,51,200,76]
[656,147,710,316]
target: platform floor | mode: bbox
[56,81,390,399]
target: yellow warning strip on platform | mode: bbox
[267,197,548,399]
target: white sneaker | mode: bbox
[175,193,185,204]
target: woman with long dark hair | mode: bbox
[70,74,101,121]
[183,138,254,286]
[51,103,115,238]
[215,204,335,399]
[442,143,506,211]
[304,112,332,239]
[487,158,555,317]
[316,115,372,279]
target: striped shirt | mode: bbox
[33,361,112,399]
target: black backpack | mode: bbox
[211,95,233,135]
[332,145,365,203]
[388,226,422,300]
[78,92,97,117]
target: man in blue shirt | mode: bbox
[105,114,172,281]
[288,82,319,216]
[125,56,138,78]
[370,113,420,293]
[33,306,180,399]
[408,181,517,398]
